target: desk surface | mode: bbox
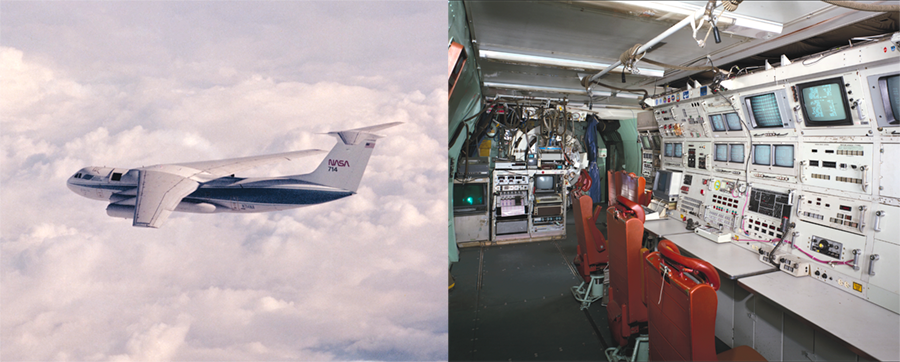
[643,218,694,238]
[664,233,778,280]
[739,272,900,361]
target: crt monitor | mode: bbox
[797,77,853,126]
[534,175,556,192]
[724,113,742,131]
[730,144,745,163]
[453,183,487,212]
[773,145,794,167]
[651,134,662,150]
[710,114,727,132]
[714,144,728,162]
[742,89,793,129]
[652,170,682,202]
[879,74,899,125]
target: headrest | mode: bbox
[657,239,720,291]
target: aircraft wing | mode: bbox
[174,149,327,177]
[133,169,200,228]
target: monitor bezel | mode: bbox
[712,142,746,170]
[452,182,488,213]
[534,174,557,192]
[796,76,853,127]
[709,114,727,132]
[713,143,728,162]
[740,88,795,130]
[867,71,900,128]
[640,135,653,150]
[748,142,798,178]
[724,112,743,131]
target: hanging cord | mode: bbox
[823,0,899,12]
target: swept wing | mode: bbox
[130,149,326,228]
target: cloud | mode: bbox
[1,2,447,361]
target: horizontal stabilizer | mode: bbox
[295,122,400,192]
[323,122,402,145]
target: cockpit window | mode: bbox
[75,173,82,178]
[82,175,93,180]
[111,172,122,181]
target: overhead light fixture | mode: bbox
[612,1,783,37]
[480,50,666,78]
[483,82,612,97]
[484,82,646,100]
[615,93,641,99]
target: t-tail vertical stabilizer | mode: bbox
[294,122,401,192]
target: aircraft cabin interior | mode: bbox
[448,1,899,361]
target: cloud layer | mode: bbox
[1,2,447,361]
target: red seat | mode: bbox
[572,194,607,282]
[606,195,648,347]
[643,240,767,361]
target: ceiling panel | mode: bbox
[463,1,896,108]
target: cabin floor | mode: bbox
[449,206,730,361]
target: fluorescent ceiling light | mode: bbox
[615,93,641,99]
[483,82,612,97]
[614,0,696,16]
[480,50,666,78]
[613,1,783,35]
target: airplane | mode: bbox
[66,122,400,228]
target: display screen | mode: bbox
[653,170,674,200]
[730,144,745,163]
[640,135,653,149]
[798,78,851,126]
[534,175,556,191]
[725,113,742,131]
[453,183,485,207]
[747,93,784,128]
[774,145,794,167]
[881,74,899,124]
[802,84,846,121]
[710,114,726,132]
[674,143,683,157]
[715,144,728,161]
[753,145,771,165]
[652,135,662,149]
[665,143,674,157]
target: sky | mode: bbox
[1,1,447,361]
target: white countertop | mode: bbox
[739,272,900,361]
[663,232,778,280]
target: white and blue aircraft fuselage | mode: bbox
[67,122,399,228]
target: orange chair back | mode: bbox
[643,239,720,361]
[606,200,648,346]
[572,194,607,282]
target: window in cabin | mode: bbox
[111,172,122,181]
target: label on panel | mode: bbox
[795,191,871,235]
[799,143,874,195]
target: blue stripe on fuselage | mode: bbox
[187,186,353,205]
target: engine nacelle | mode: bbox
[174,202,217,213]
[106,201,217,219]
[106,204,135,219]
